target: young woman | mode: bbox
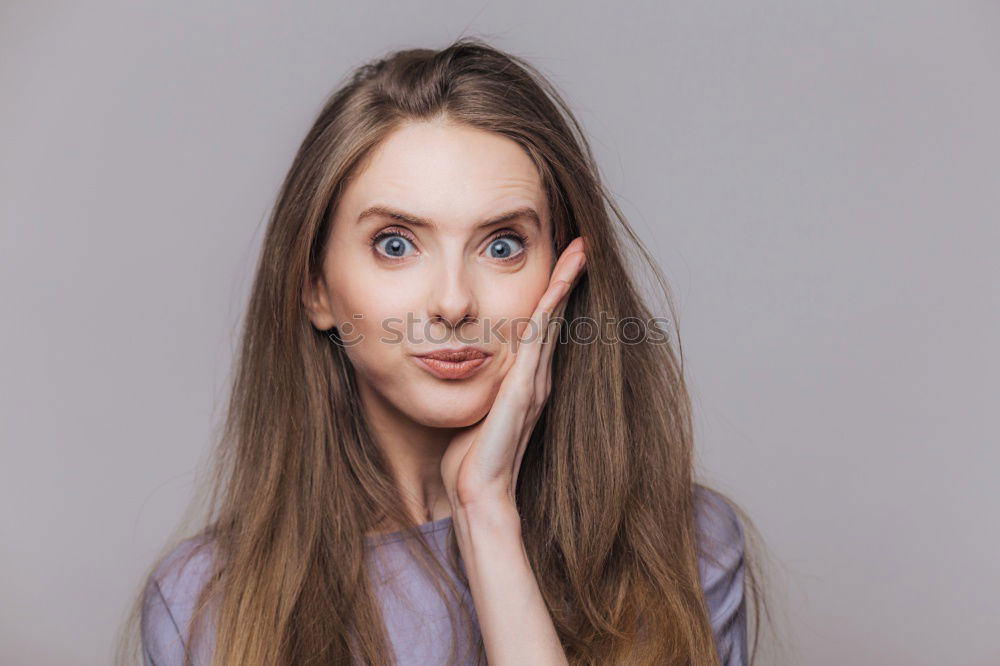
[119,38,767,666]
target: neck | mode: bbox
[357,377,455,532]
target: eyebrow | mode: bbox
[357,204,541,232]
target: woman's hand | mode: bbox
[438,236,585,666]
[441,236,587,510]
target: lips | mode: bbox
[417,348,488,362]
[413,347,492,380]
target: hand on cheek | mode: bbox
[441,236,587,509]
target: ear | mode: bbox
[302,273,338,331]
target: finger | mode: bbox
[492,283,565,424]
[535,312,560,404]
[535,250,586,400]
[512,276,568,373]
[507,238,587,404]
[549,244,586,322]
[515,237,586,343]
[522,240,586,375]
[535,285,573,399]
[548,237,586,286]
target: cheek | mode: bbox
[323,266,414,378]
[327,258,413,328]
[486,271,551,342]
[335,290,412,368]
[497,283,544,314]
[336,314,409,406]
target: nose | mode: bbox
[427,258,477,332]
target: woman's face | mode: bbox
[304,119,556,429]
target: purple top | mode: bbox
[141,486,747,665]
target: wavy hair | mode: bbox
[116,37,772,665]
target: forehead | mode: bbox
[338,120,547,231]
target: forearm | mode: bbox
[451,499,568,666]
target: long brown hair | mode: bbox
[116,37,772,665]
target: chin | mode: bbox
[408,390,492,429]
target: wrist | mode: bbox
[453,476,515,511]
[452,496,522,538]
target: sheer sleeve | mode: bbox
[694,485,748,666]
[139,536,216,666]
[140,574,187,666]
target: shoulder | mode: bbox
[140,535,217,666]
[693,484,748,666]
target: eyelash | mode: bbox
[368,227,530,263]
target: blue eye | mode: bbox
[371,231,416,259]
[487,232,528,262]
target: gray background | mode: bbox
[2,1,997,664]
